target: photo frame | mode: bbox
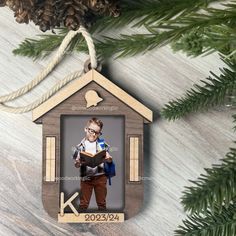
[32,69,153,222]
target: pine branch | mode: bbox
[205,26,236,62]
[175,201,236,236]
[79,1,236,58]
[12,0,226,60]
[12,30,168,59]
[12,32,66,59]
[171,22,236,63]
[161,61,236,120]
[11,28,206,60]
[94,34,163,58]
[180,141,236,214]
[97,1,236,58]
[94,0,219,32]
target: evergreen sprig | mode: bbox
[94,0,219,31]
[94,33,162,58]
[97,1,236,58]
[175,200,236,236]
[171,20,236,62]
[161,61,236,120]
[13,0,228,59]
[13,33,66,59]
[181,144,236,214]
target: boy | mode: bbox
[73,117,112,210]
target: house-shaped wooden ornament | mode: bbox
[32,69,153,223]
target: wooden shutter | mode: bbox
[129,137,140,182]
[45,136,56,182]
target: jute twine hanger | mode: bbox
[0,25,99,113]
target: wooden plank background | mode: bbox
[0,7,234,236]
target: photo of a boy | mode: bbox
[73,117,112,210]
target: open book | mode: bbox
[80,149,106,168]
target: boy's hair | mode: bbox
[87,117,103,130]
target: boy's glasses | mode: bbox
[87,127,102,136]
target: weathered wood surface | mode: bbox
[0,8,234,236]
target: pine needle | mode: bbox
[13,0,227,60]
[161,60,236,120]
[180,144,236,214]
[175,200,236,236]
[12,34,65,60]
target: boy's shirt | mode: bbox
[84,139,97,155]
[75,138,110,177]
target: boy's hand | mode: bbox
[105,152,112,163]
[75,159,85,168]
[74,159,81,168]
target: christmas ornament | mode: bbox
[0,25,153,222]
[33,69,153,222]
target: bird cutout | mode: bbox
[85,90,103,108]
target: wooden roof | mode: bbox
[32,69,153,123]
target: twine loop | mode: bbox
[0,25,98,113]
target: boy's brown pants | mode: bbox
[79,174,107,210]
